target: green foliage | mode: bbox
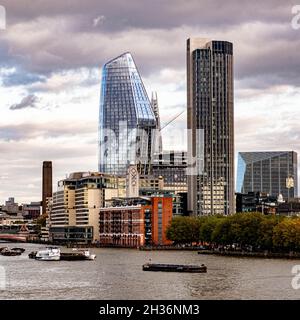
[35,214,47,227]
[166,216,202,244]
[199,216,224,243]
[165,212,300,251]
[273,219,300,251]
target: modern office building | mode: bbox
[49,172,126,244]
[99,52,158,176]
[237,151,298,200]
[187,38,234,216]
[152,150,188,193]
[99,196,173,248]
[42,161,52,215]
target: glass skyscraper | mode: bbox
[237,151,298,200]
[187,38,235,216]
[99,52,157,175]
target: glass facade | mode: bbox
[99,52,157,175]
[236,151,298,200]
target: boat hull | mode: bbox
[142,263,207,273]
[35,256,60,261]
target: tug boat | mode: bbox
[35,247,60,261]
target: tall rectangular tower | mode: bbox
[42,161,52,215]
[187,38,234,215]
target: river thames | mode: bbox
[0,243,299,300]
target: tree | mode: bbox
[258,216,279,250]
[166,216,201,244]
[211,218,234,245]
[199,216,224,243]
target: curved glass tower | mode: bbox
[99,52,157,175]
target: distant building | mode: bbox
[99,52,158,176]
[277,199,300,216]
[236,192,257,213]
[187,38,235,216]
[99,196,173,248]
[237,151,298,200]
[1,197,20,215]
[152,150,187,193]
[22,202,41,220]
[42,161,52,215]
[49,172,126,244]
[236,192,278,215]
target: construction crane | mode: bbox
[160,110,186,131]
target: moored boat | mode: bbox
[11,247,25,254]
[142,263,207,273]
[0,248,22,256]
[35,247,60,261]
[60,252,87,261]
[28,251,37,259]
[72,248,96,260]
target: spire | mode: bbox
[151,91,163,153]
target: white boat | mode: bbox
[72,248,96,260]
[35,247,60,261]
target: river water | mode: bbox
[0,243,299,300]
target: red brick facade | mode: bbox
[99,197,173,248]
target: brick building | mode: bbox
[99,196,173,248]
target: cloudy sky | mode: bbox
[0,0,299,203]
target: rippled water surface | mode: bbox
[0,243,299,299]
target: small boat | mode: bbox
[0,248,22,256]
[28,251,37,259]
[142,263,207,273]
[35,247,60,261]
[11,248,25,254]
[72,248,96,260]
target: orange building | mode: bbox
[99,196,173,248]
[150,197,173,246]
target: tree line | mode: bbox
[166,213,300,252]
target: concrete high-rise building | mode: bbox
[49,172,126,244]
[187,38,234,216]
[42,161,52,215]
[237,151,298,200]
[99,52,157,176]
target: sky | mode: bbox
[0,0,300,203]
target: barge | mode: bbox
[142,263,207,273]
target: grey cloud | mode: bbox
[0,0,298,90]
[0,0,291,30]
[2,70,46,87]
[9,94,39,110]
[0,122,97,141]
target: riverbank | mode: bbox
[198,249,300,259]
